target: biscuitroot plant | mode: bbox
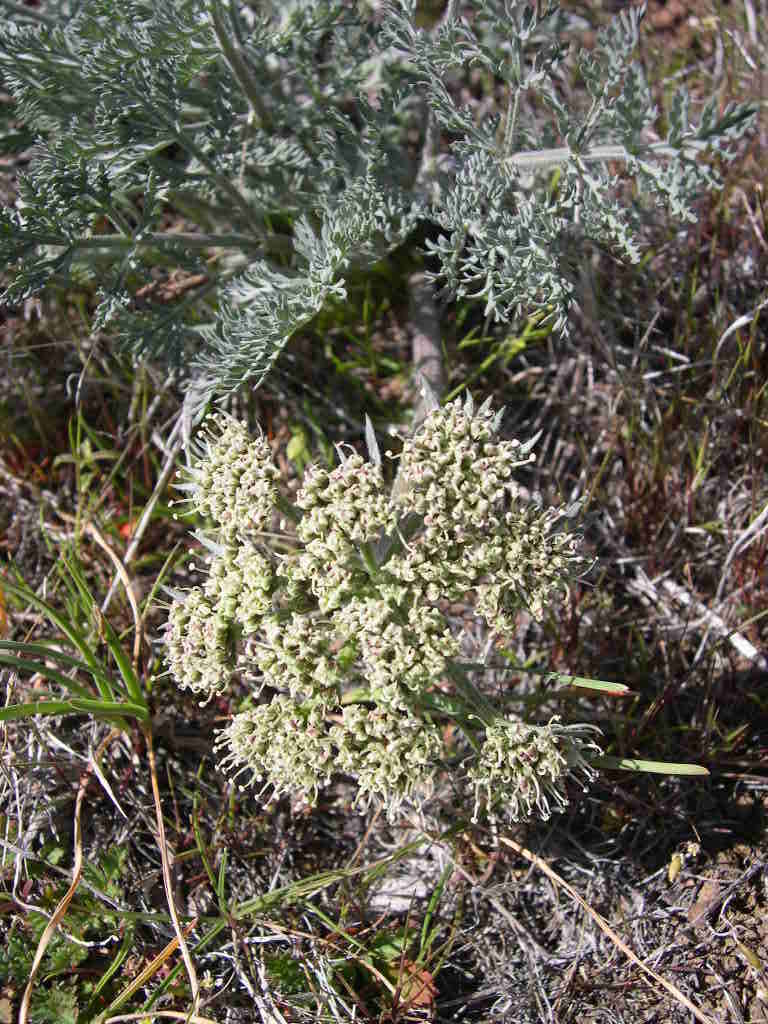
[0,0,756,409]
[165,392,615,822]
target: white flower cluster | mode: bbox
[289,452,398,612]
[385,398,587,626]
[174,414,280,539]
[330,705,445,816]
[215,698,444,816]
[217,697,335,803]
[297,453,397,545]
[165,398,600,819]
[256,613,347,700]
[334,598,459,706]
[204,541,274,634]
[165,587,231,698]
[396,397,530,530]
[468,717,603,823]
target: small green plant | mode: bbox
[1,846,131,1024]
[165,391,706,821]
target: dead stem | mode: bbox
[101,411,186,616]
[85,523,144,672]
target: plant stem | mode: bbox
[503,140,706,171]
[360,541,379,579]
[209,0,275,134]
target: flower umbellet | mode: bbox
[468,716,603,824]
[165,397,601,820]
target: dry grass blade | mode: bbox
[95,918,200,1024]
[100,415,186,615]
[498,835,715,1024]
[19,729,121,1024]
[85,523,143,671]
[145,724,200,1015]
[104,1012,218,1024]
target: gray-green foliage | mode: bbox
[0,0,755,406]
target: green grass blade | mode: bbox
[136,920,228,1018]
[560,675,631,696]
[192,804,219,898]
[0,639,109,680]
[82,922,135,1020]
[597,755,709,775]
[418,862,452,961]
[216,848,228,914]
[0,700,89,720]
[68,697,149,720]
[63,555,147,709]
[1,574,115,700]
[0,638,121,696]
[96,612,147,709]
[0,652,96,700]
[140,541,183,616]
[457,659,632,696]
[0,696,146,724]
